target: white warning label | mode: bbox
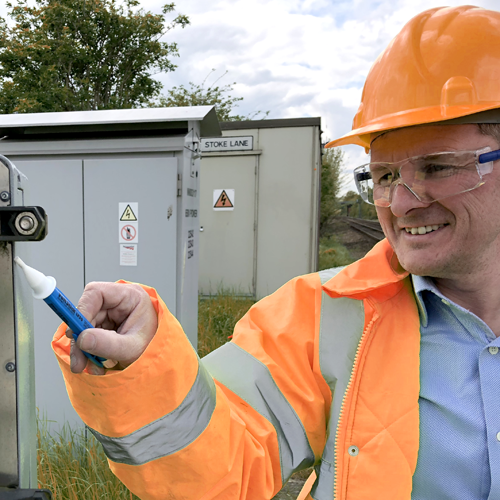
[120,244,138,266]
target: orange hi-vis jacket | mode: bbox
[52,238,421,500]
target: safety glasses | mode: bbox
[354,147,500,207]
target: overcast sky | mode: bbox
[144,0,499,190]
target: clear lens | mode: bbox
[354,150,487,207]
[354,166,377,204]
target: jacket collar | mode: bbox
[322,239,409,300]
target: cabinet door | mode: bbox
[13,159,85,433]
[83,157,177,312]
[199,155,257,296]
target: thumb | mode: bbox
[77,328,143,367]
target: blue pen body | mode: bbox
[44,288,106,368]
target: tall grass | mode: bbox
[38,292,255,498]
[37,416,139,499]
[197,290,255,358]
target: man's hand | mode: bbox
[66,282,158,376]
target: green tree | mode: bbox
[0,0,189,113]
[156,69,269,122]
[320,147,345,230]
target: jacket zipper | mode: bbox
[333,303,379,500]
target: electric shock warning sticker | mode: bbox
[213,189,235,211]
[120,204,138,221]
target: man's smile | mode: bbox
[402,224,448,235]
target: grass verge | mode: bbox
[318,235,354,270]
[37,416,139,499]
[197,290,255,358]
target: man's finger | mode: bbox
[77,282,145,325]
[76,328,143,367]
[87,358,105,376]
[70,339,87,373]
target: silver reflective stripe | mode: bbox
[202,342,315,483]
[88,360,216,466]
[311,270,365,499]
[319,267,345,285]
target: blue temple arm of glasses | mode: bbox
[356,171,372,181]
[479,149,500,164]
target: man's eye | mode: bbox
[374,172,393,185]
[421,163,457,178]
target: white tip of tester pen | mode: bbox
[14,256,56,300]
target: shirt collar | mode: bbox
[411,274,443,328]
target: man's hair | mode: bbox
[478,124,500,147]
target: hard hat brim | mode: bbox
[326,102,500,151]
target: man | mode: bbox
[53,5,500,499]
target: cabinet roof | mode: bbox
[0,106,221,138]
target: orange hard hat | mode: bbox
[326,6,500,151]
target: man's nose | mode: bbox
[389,182,432,217]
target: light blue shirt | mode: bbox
[411,275,500,500]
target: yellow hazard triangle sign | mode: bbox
[120,204,138,221]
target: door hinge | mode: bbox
[177,174,182,197]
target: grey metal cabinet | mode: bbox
[0,107,220,432]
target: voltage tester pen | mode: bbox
[15,257,116,369]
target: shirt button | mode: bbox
[489,346,499,355]
[496,432,500,442]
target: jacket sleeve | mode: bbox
[52,275,332,500]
